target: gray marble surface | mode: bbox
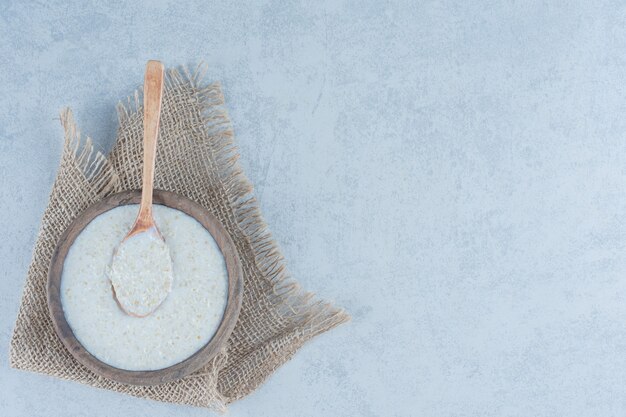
[3,1,626,416]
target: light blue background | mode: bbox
[2,0,626,416]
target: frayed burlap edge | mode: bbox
[9,65,349,411]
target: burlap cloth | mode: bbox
[9,66,349,412]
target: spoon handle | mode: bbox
[137,60,165,227]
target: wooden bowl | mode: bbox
[47,190,243,386]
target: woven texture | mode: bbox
[9,67,349,411]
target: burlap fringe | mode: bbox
[59,108,119,197]
[191,66,349,327]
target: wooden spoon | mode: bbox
[109,60,173,318]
